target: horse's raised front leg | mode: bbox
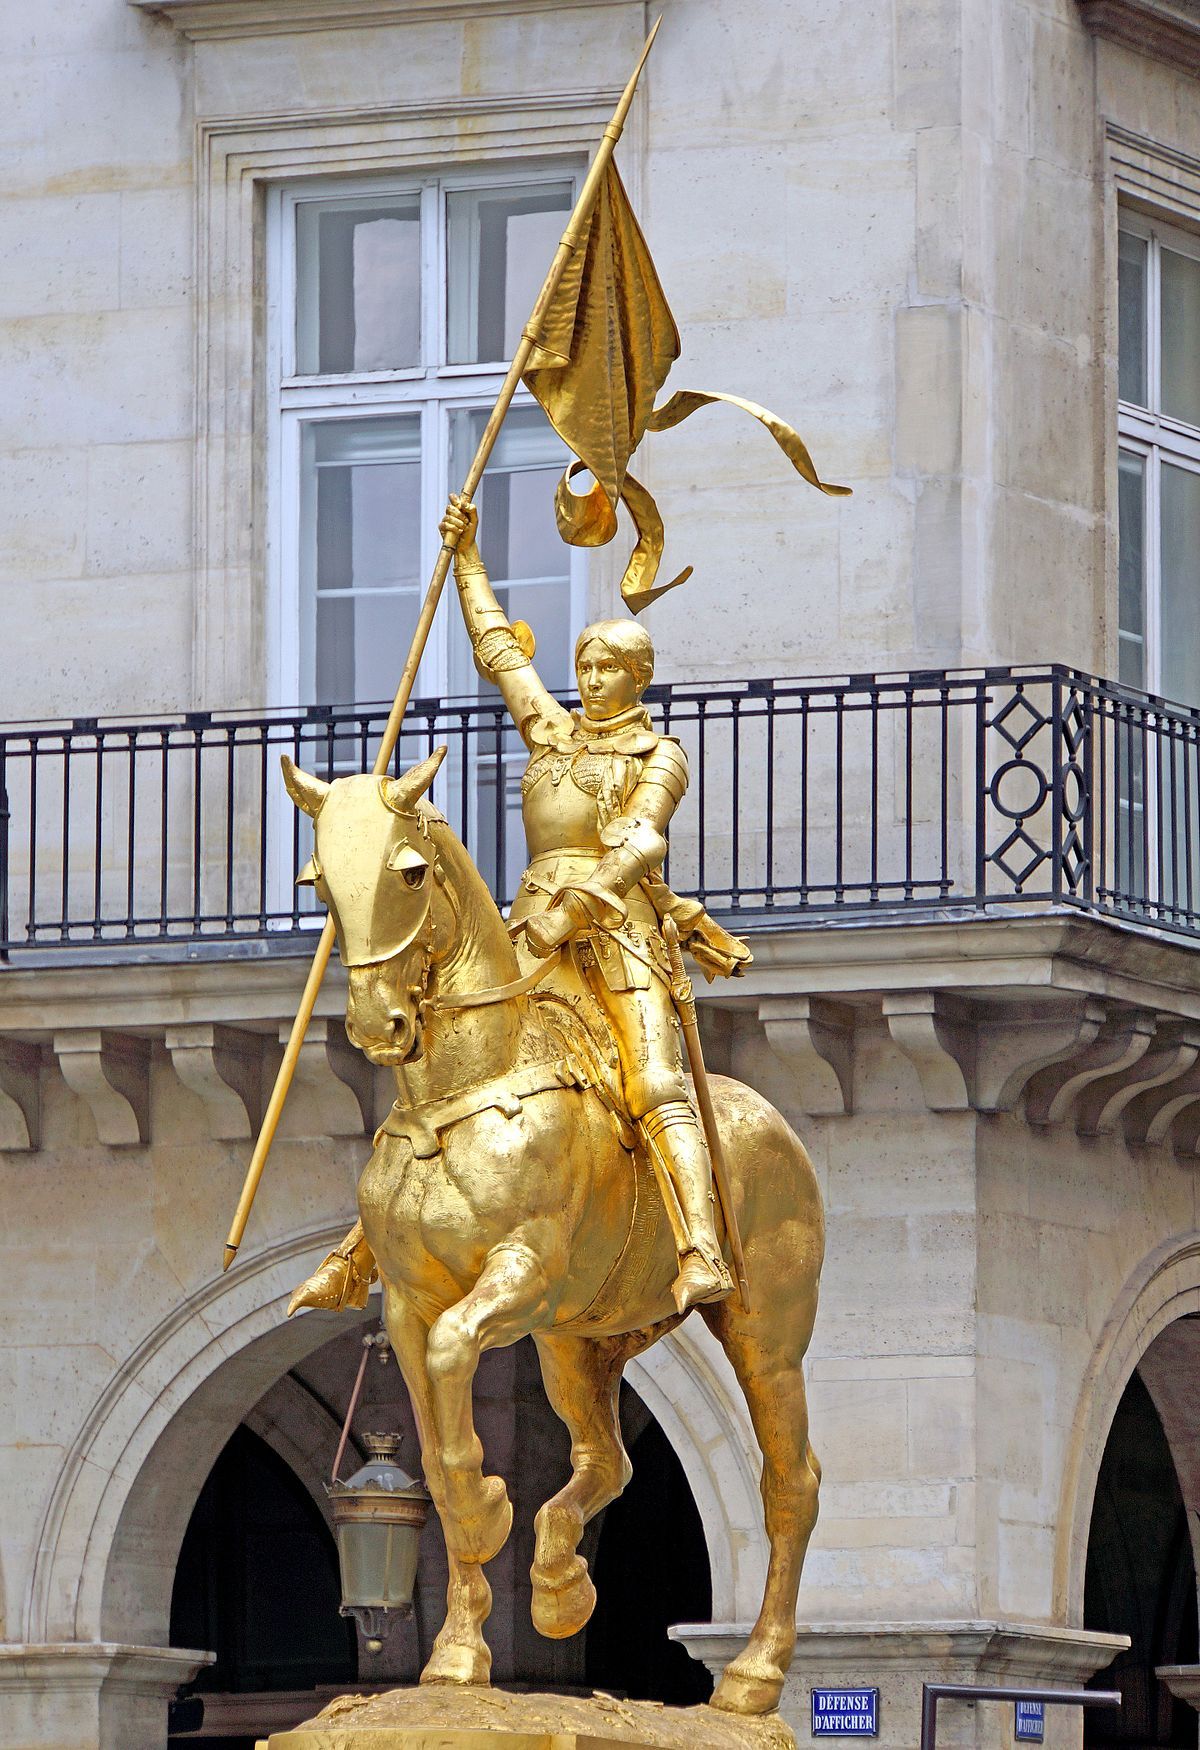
[381,1283,493,1688]
[427,1240,553,1565]
[530,1330,638,1640]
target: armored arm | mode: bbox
[441,496,565,740]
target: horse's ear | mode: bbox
[382,745,448,814]
[281,756,330,818]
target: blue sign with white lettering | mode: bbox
[1015,1700,1045,1742]
[811,1688,879,1737]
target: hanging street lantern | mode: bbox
[329,1431,430,1652]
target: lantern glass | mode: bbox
[328,1433,429,1624]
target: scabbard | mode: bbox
[662,918,751,1313]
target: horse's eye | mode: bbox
[401,864,427,890]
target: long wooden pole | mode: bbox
[223,18,662,1271]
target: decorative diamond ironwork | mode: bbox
[991,689,1047,754]
[991,826,1048,891]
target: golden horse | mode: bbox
[283,747,824,1718]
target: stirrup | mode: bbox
[287,1244,375,1317]
[671,1248,734,1314]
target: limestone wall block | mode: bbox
[786,136,916,314]
[895,0,963,132]
[84,439,191,577]
[33,45,189,194]
[916,126,964,301]
[806,1376,910,1483]
[998,325,1096,508]
[0,570,193,718]
[0,194,121,320]
[1029,9,1096,175]
[908,1374,975,1477]
[994,157,1097,347]
[0,446,87,583]
[0,309,191,449]
[896,303,963,478]
[117,188,192,310]
[648,146,789,325]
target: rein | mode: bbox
[425,944,563,1012]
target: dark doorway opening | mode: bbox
[169,1424,356,1747]
[1085,1369,1198,1750]
[584,1380,714,1705]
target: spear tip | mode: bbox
[223,1243,238,1272]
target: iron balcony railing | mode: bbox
[2,665,1199,959]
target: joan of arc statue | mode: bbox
[290,493,751,1320]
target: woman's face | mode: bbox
[576,640,640,720]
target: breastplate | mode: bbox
[521,753,607,857]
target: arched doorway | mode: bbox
[1084,1345,1200,1749]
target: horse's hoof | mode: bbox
[420,1644,491,1687]
[710,1664,784,1716]
[531,1557,597,1639]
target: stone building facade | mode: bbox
[4,1,1200,1747]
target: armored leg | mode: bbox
[287,1219,378,1316]
[640,1100,734,1313]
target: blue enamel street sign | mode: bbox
[1015,1700,1045,1742]
[811,1688,879,1736]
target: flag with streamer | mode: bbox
[522,162,850,612]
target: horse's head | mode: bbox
[282,746,449,1066]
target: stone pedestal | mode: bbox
[672,1623,1129,1750]
[0,1642,213,1750]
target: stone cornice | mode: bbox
[129,0,631,42]
[1077,0,1200,81]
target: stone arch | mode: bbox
[1055,1233,1200,1623]
[627,1319,767,1623]
[25,1223,359,1646]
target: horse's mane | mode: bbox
[418,801,522,982]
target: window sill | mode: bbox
[1077,0,1200,80]
[129,0,627,41]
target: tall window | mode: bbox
[1117,215,1200,707]
[267,170,585,713]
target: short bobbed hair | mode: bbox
[574,620,655,696]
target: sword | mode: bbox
[662,916,751,1314]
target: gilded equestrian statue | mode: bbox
[282,497,824,1717]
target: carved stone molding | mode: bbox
[277,1017,375,1139]
[165,1024,262,1141]
[974,1001,1107,1114]
[0,1041,41,1152]
[1078,1,1200,81]
[759,996,854,1116]
[1024,1011,1157,1129]
[130,0,630,42]
[881,992,974,1112]
[52,1031,151,1148]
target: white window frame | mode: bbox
[1117,210,1200,700]
[264,163,589,713]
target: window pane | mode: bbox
[447,403,573,693]
[1118,230,1147,407]
[301,415,421,706]
[1118,449,1146,690]
[446,183,573,365]
[296,196,420,374]
[1161,245,1200,428]
[1161,460,1200,707]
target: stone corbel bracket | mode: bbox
[1024,1009,1157,1130]
[758,995,854,1115]
[882,991,975,1111]
[0,1040,41,1151]
[276,1017,375,1139]
[52,1029,151,1147]
[1078,1025,1200,1139]
[165,1023,263,1141]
